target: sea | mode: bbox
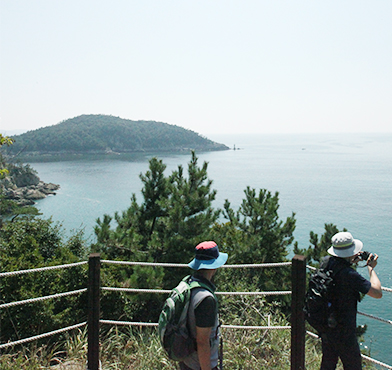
[29,133,392,366]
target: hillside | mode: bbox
[5,115,229,157]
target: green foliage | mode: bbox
[0,134,14,147]
[211,187,296,312]
[93,152,220,322]
[92,153,300,323]
[0,148,377,368]
[0,134,14,178]
[4,115,228,157]
[293,223,347,266]
[0,141,41,224]
[0,217,88,344]
[0,194,19,222]
[0,317,378,369]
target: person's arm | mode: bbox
[195,326,212,370]
[366,253,382,299]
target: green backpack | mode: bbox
[158,275,214,361]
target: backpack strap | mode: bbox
[321,256,349,308]
[319,255,331,269]
[321,256,348,278]
[187,276,219,341]
[187,276,217,300]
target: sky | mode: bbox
[1,0,391,136]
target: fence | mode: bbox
[1,255,391,370]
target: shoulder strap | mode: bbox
[319,255,331,270]
[330,259,348,279]
[188,279,218,323]
[319,256,346,277]
[187,276,216,297]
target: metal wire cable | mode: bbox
[358,311,392,325]
[101,320,158,327]
[222,324,291,330]
[100,320,290,330]
[101,260,291,268]
[0,322,87,350]
[1,258,391,368]
[361,354,392,370]
[0,261,87,278]
[0,289,87,309]
[101,286,291,296]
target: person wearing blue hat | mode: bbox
[179,241,228,370]
[319,232,382,370]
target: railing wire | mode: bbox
[0,261,87,278]
[100,320,291,331]
[1,259,391,368]
[101,260,291,268]
[0,289,87,309]
[101,286,291,296]
[358,311,392,325]
[0,322,86,349]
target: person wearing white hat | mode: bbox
[179,241,228,370]
[320,232,382,370]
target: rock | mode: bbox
[24,189,46,200]
[1,167,59,205]
[4,189,21,200]
[45,182,60,191]
[17,198,36,206]
[2,176,16,189]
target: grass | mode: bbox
[0,297,381,369]
[0,327,381,370]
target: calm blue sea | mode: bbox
[30,133,392,366]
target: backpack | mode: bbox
[158,275,215,361]
[304,257,345,333]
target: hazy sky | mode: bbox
[1,1,391,135]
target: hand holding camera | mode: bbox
[360,251,378,268]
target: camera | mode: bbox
[359,251,373,261]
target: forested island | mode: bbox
[4,114,229,158]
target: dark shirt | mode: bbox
[326,256,371,329]
[191,273,217,328]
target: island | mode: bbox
[4,114,229,158]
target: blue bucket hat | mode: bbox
[188,241,228,270]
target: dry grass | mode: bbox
[0,300,378,370]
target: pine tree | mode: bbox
[93,152,219,322]
[212,187,296,299]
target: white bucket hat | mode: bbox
[327,232,363,258]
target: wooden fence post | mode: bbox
[291,255,306,370]
[87,253,101,370]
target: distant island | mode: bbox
[4,115,229,158]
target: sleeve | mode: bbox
[194,295,217,328]
[348,269,371,294]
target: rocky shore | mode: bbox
[1,169,60,206]
[4,181,60,206]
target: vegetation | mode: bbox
[91,152,296,324]
[0,217,88,344]
[3,115,229,158]
[0,153,46,225]
[0,315,376,369]
[0,134,14,177]
[1,141,375,369]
